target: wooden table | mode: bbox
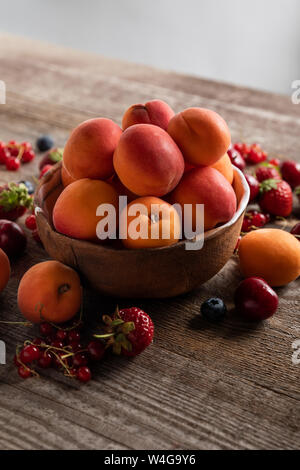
[0,33,299,450]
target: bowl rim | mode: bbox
[35,165,249,254]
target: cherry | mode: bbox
[6,157,20,171]
[87,340,105,361]
[39,322,54,337]
[77,366,92,383]
[18,366,32,379]
[241,217,252,232]
[56,329,68,342]
[25,215,37,231]
[280,160,300,189]
[68,330,80,343]
[32,337,43,346]
[291,223,300,240]
[251,212,267,228]
[244,174,259,202]
[0,219,27,258]
[20,344,40,363]
[227,147,246,171]
[37,351,52,369]
[234,277,278,321]
[73,352,89,368]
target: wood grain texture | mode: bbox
[0,33,299,450]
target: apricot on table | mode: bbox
[53,178,119,241]
[63,118,122,181]
[0,248,10,293]
[17,260,82,323]
[120,196,181,249]
[122,99,174,131]
[113,124,184,197]
[212,153,234,184]
[170,166,237,232]
[238,228,300,286]
[167,107,231,166]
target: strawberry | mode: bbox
[280,160,300,189]
[259,179,293,217]
[255,163,281,183]
[39,147,63,170]
[0,182,33,221]
[296,186,300,204]
[95,307,154,357]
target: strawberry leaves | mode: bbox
[0,182,33,212]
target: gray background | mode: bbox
[1,0,300,95]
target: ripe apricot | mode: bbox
[113,124,184,197]
[170,166,236,232]
[238,229,300,286]
[168,107,231,166]
[53,179,119,240]
[63,118,122,181]
[61,164,76,187]
[122,99,174,131]
[17,260,82,323]
[110,174,137,203]
[120,196,181,249]
[212,153,234,184]
[0,248,10,293]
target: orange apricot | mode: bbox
[170,166,236,232]
[212,153,234,184]
[61,163,76,187]
[17,261,82,323]
[238,229,300,286]
[113,124,184,197]
[122,99,174,131]
[53,179,119,241]
[168,107,231,166]
[120,196,181,249]
[63,118,122,181]
[0,248,10,293]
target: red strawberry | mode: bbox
[0,182,33,220]
[259,179,293,217]
[255,164,281,183]
[95,307,154,357]
[280,160,300,189]
[39,147,63,170]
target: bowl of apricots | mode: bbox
[34,101,249,298]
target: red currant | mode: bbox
[22,149,35,163]
[25,215,37,231]
[56,329,68,342]
[77,366,92,383]
[20,344,40,363]
[87,340,105,361]
[37,351,52,369]
[251,212,267,228]
[73,352,89,368]
[39,322,54,337]
[18,365,32,379]
[269,158,280,167]
[6,157,20,171]
[68,330,81,343]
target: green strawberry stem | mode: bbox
[0,182,33,211]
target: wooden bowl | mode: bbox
[34,162,249,298]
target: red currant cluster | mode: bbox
[14,322,106,383]
[0,140,35,171]
[242,209,271,233]
[232,142,268,166]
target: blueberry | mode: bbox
[200,298,227,322]
[18,180,35,195]
[36,135,54,152]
